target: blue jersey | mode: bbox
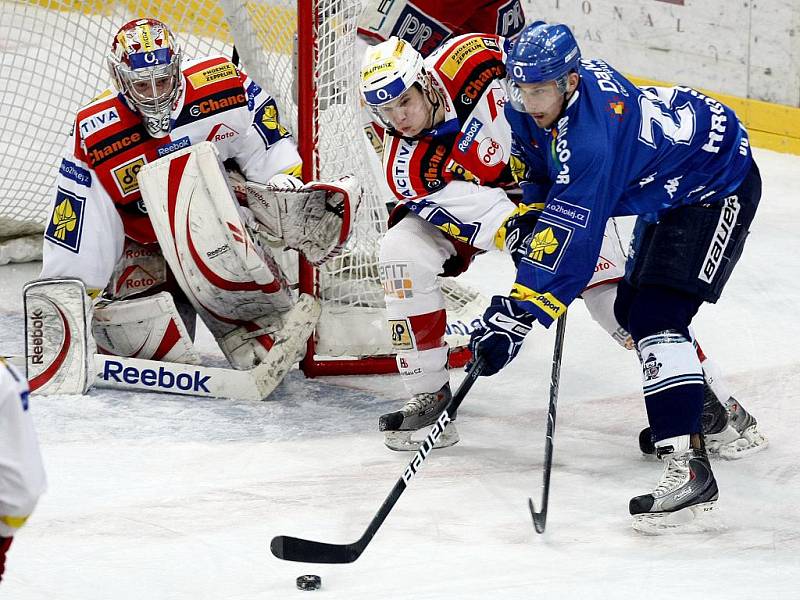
[506,59,752,326]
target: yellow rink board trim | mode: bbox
[630,75,800,156]
[27,0,296,53]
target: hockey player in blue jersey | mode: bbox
[468,22,763,533]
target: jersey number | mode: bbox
[637,87,696,148]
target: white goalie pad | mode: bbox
[246,175,362,266]
[23,278,95,395]
[137,141,316,374]
[92,292,200,365]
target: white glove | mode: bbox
[267,173,304,190]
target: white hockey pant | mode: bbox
[379,215,456,396]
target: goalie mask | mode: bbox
[108,18,182,138]
[360,37,438,137]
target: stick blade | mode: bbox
[270,535,361,564]
[528,498,546,534]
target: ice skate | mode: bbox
[630,435,719,534]
[638,381,768,460]
[379,383,460,451]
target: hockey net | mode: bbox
[0,0,485,375]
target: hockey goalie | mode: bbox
[27,18,360,397]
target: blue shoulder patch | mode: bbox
[45,187,86,253]
[59,159,92,187]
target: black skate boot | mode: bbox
[638,380,768,459]
[379,383,459,451]
[630,434,719,533]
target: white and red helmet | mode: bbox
[107,18,182,138]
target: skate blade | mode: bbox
[383,422,460,452]
[708,424,769,460]
[632,501,722,535]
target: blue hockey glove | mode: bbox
[495,204,541,267]
[469,295,535,376]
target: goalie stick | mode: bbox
[270,357,485,564]
[529,311,568,533]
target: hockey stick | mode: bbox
[270,357,485,564]
[529,311,568,533]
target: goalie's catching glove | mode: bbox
[246,175,361,266]
[468,295,534,376]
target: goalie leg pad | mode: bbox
[92,292,200,364]
[138,141,298,369]
[24,278,95,394]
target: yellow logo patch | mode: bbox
[113,156,146,196]
[52,198,77,240]
[440,38,487,80]
[188,63,238,89]
[389,319,414,350]
[529,227,560,261]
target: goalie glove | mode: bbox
[246,175,361,266]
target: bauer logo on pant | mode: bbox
[45,188,86,253]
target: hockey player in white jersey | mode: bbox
[29,18,359,396]
[0,358,47,583]
[360,35,767,457]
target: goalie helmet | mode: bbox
[505,21,581,111]
[107,18,182,138]
[360,37,431,131]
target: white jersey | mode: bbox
[0,359,46,538]
[40,55,301,291]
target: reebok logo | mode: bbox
[102,360,211,393]
[29,308,45,365]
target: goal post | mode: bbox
[0,0,485,376]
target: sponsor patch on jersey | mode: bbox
[79,107,121,137]
[440,37,491,80]
[414,204,481,245]
[460,63,504,106]
[525,219,573,273]
[246,81,261,110]
[187,62,238,89]
[478,137,504,166]
[45,187,86,253]
[389,319,414,350]
[112,155,146,196]
[156,136,191,157]
[389,4,451,56]
[457,118,483,153]
[546,198,591,229]
[206,123,239,143]
[379,262,414,299]
[177,90,247,126]
[87,125,145,166]
[496,0,525,38]
[59,159,92,187]
[510,283,566,321]
[128,48,171,69]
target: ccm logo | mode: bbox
[29,308,45,365]
[102,361,211,393]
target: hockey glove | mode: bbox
[494,204,541,267]
[468,295,535,376]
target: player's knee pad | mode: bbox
[379,216,455,316]
[92,292,200,364]
[626,285,702,344]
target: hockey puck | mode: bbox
[296,574,322,591]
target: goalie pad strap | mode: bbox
[24,278,95,395]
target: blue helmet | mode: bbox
[506,21,581,85]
